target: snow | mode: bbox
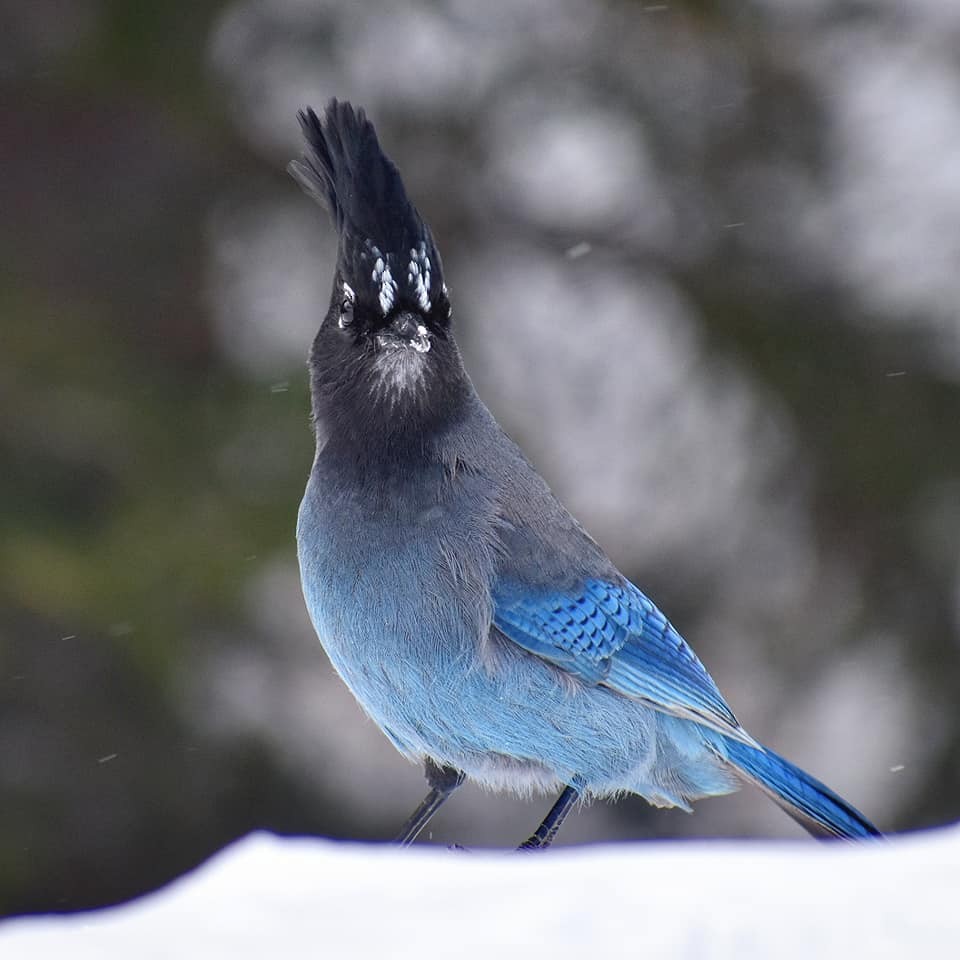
[1,826,957,958]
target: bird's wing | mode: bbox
[492,577,755,743]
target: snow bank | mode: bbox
[1,826,956,958]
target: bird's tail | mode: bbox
[722,738,882,840]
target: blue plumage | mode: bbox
[722,739,879,839]
[493,579,745,740]
[290,100,881,846]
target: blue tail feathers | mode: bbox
[723,738,882,840]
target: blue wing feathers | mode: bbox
[491,576,881,837]
[493,578,748,740]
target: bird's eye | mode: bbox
[338,283,355,329]
[435,283,451,324]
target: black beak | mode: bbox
[389,312,422,340]
[376,311,432,354]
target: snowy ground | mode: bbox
[1,825,956,958]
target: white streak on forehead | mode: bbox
[371,257,397,315]
[407,242,432,313]
[367,244,397,316]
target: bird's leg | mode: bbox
[395,758,465,846]
[518,784,581,851]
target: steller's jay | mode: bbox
[289,99,881,848]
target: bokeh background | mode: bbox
[3,0,960,916]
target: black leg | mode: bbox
[395,758,465,846]
[518,784,580,851]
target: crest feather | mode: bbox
[289,99,444,314]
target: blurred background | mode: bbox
[3,0,960,916]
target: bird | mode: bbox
[289,98,881,848]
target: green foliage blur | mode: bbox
[1,0,332,913]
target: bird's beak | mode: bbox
[377,311,431,354]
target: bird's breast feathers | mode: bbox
[296,466,501,678]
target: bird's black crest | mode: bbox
[289,100,445,318]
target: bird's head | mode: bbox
[289,100,466,449]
